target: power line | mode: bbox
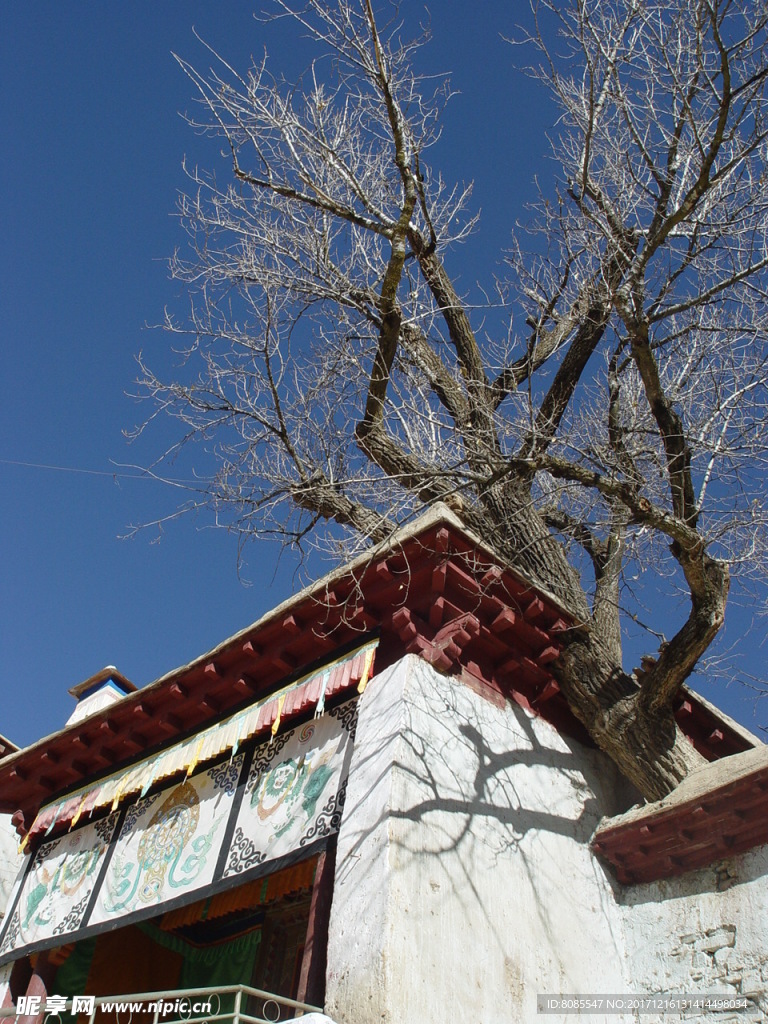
[0,458,171,482]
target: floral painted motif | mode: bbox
[250,753,335,840]
[224,700,356,875]
[0,698,358,964]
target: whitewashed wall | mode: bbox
[326,656,630,1023]
[619,845,768,1022]
[325,655,768,1024]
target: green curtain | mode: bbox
[53,938,97,1022]
[54,937,97,996]
[53,923,260,1019]
[137,922,261,1014]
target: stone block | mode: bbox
[697,925,737,953]
[739,969,763,996]
[713,946,732,966]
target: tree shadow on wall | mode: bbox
[340,667,636,974]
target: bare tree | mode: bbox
[135,0,768,801]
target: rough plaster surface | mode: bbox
[324,659,407,1020]
[325,656,768,1024]
[620,845,768,1022]
[326,656,630,1023]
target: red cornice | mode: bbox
[592,746,768,884]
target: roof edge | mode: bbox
[133,503,583,700]
[592,744,768,884]
[597,743,768,832]
[0,505,563,772]
[679,682,761,749]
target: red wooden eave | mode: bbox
[592,746,768,884]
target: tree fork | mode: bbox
[555,636,707,802]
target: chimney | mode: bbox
[66,666,136,725]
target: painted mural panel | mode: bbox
[89,754,244,926]
[0,814,118,956]
[225,701,357,877]
[0,697,358,964]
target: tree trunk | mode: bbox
[472,484,708,803]
[555,635,706,801]
[470,480,592,619]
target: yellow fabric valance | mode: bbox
[26,641,376,843]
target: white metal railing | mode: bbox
[0,984,323,1024]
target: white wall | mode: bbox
[0,815,21,924]
[620,845,768,1022]
[326,655,768,1024]
[326,656,633,1024]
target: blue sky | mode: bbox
[1,3,765,749]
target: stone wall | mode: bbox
[620,845,768,1022]
[325,655,768,1024]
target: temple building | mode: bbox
[0,507,766,1023]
